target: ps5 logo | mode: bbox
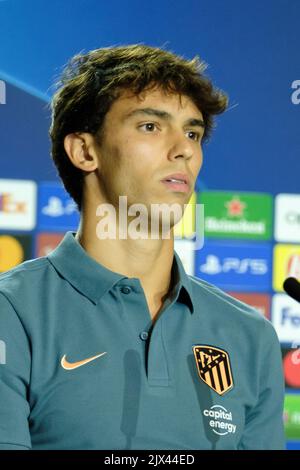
[0,340,6,364]
[200,255,268,275]
[291,80,300,105]
[0,80,6,105]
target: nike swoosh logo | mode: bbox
[61,352,107,370]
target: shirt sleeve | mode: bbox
[0,291,32,449]
[238,319,286,450]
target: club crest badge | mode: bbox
[193,345,234,396]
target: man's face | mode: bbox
[92,86,204,227]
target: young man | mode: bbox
[0,45,285,450]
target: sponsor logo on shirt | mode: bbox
[193,345,234,396]
[61,352,107,370]
[198,191,273,240]
[203,405,237,435]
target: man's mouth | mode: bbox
[161,173,190,193]
[161,180,190,193]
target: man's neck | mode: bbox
[75,215,176,322]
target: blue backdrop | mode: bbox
[0,0,299,193]
[0,0,299,450]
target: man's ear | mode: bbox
[63,132,99,172]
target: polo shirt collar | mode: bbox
[47,231,194,313]
[172,250,195,314]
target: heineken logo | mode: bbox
[205,217,266,234]
[199,191,273,240]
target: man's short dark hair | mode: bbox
[49,44,228,212]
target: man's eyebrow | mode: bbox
[123,107,205,128]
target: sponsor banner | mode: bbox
[272,294,300,344]
[282,347,300,390]
[227,292,270,318]
[36,232,65,257]
[273,244,300,292]
[37,182,79,230]
[194,241,272,292]
[198,191,273,240]
[174,239,195,276]
[275,194,300,243]
[0,233,32,272]
[173,192,196,239]
[284,394,300,440]
[0,179,37,230]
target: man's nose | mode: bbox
[167,132,194,161]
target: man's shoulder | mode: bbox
[188,274,272,329]
[0,257,50,297]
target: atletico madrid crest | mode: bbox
[193,345,234,396]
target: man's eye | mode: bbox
[186,130,201,141]
[139,123,157,132]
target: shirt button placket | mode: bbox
[120,285,149,360]
[140,331,149,341]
